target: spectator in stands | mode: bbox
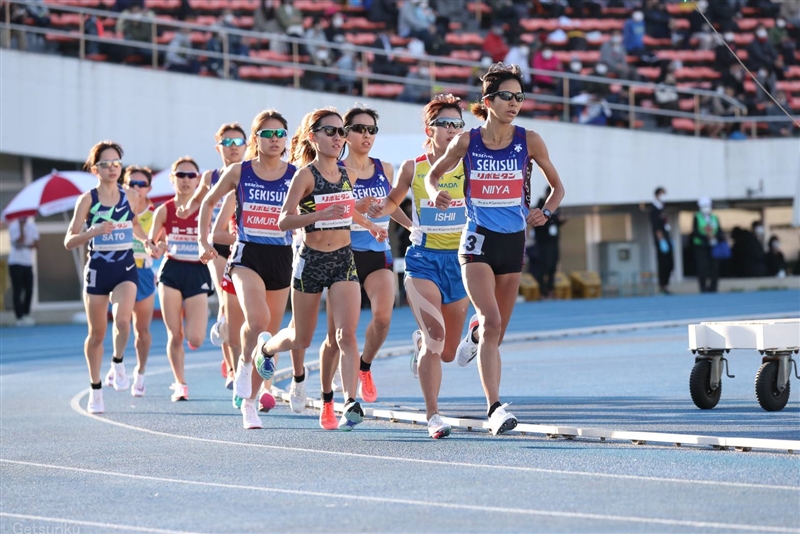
[431,0,466,25]
[686,0,709,43]
[116,4,155,63]
[0,1,28,50]
[754,67,778,106]
[748,24,779,72]
[765,236,787,277]
[335,44,359,94]
[275,0,305,46]
[254,0,281,42]
[534,0,566,18]
[770,16,797,67]
[708,85,740,138]
[371,28,408,78]
[175,0,196,22]
[165,25,200,74]
[649,187,674,294]
[714,32,738,73]
[707,0,739,33]
[532,45,562,93]
[731,224,766,277]
[326,11,347,48]
[425,23,450,56]
[505,40,531,88]
[692,197,723,293]
[368,0,400,31]
[623,9,646,56]
[565,18,588,50]
[749,0,781,18]
[765,91,795,137]
[643,0,672,40]
[25,0,50,33]
[205,11,249,78]
[585,62,610,96]
[483,23,509,63]
[571,92,611,125]
[566,57,586,98]
[83,13,104,55]
[568,0,601,19]
[654,72,680,129]
[780,0,800,27]
[721,63,746,97]
[398,0,435,48]
[304,17,331,61]
[600,30,636,80]
[488,0,521,35]
[398,61,432,103]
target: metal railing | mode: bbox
[3,0,797,138]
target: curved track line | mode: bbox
[3,460,798,533]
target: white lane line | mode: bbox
[67,390,800,492]
[2,459,797,533]
[0,512,198,534]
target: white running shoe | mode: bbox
[332,366,343,393]
[241,398,263,429]
[87,389,104,414]
[225,372,234,390]
[111,361,130,391]
[338,400,364,431]
[411,330,422,379]
[210,315,226,347]
[427,414,451,439]
[171,383,189,402]
[233,357,253,399]
[104,366,115,387]
[130,370,146,397]
[488,403,518,436]
[289,368,307,414]
[456,314,479,367]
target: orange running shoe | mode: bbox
[358,370,378,403]
[319,400,338,430]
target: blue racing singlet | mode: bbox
[234,160,294,246]
[462,126,530,233]
[86,186,135,263]
[344,158,391,253]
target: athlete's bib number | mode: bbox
[167,233,200,262]
[459,229,485,256]
[92,221,133,252]
[469,170,524,208]
[242,202,283,238]
[314,192,355,229]
[419,199,466,234]
[352,219,389,232]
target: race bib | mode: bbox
[167,233,200,262]
[314,192,355,229]
[352,219,390,232]
[242,203,284,238]
[458,228,485,255]
[92,221,133,252]
[469,170,524,207]
[419,199,466,234]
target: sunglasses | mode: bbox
[174,171,200,179]
[128,180,150,188]
[256,129,287,139]
[219,137,246,147]
[429,118,465,130]
[346,124,379,135]
[312,125,348,138]
[95,159,122,169]
[485,91,526,103]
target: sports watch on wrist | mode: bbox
[541,208,552,220]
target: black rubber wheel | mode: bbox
[689,360,721,409]
[754,361,790,412]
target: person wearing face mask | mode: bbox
[504,40,532,87]
[483,23,510,63]
[532,46,562,92]
[600,29,635,79]
[765,236,787,278]
[325,12,347,48]
[566,58,586,98]
[714,32,739,72]
[691,197,725,293]
[649,188,674,294]
[747,24,778,72]
[585,62,610,96]
[769,17,797,67]
[623,10,646,56]
[765,91,795,137]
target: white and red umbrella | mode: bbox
[1,170,96,223]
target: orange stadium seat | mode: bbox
[365,83,405,98]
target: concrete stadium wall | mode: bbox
[3,49,799,208]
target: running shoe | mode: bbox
[111,361,130,391]
[319,400,337,430]
[259,390,275,413]
[428,414,451,439]
[411,330,422,379]
[254,332,274,381]
[220,360,228,379]
[488,403,517,436]
[210,315,226,347]
[455,314,479,367]
[171,383,189,402]
[87,389,104,414]
[232,391,243,410]
[130,370,146,397]
[338,400,364,431]
[241,398,263,429]
[358,370,377,403]
[233,357,253,399]
[289,368,307,414]
[104,366,115,387]
[332,367,343,393]
[225,371,234,390]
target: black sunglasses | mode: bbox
[256,129,287,139]
[346,124,379,135]
[128,180,150,188]
[219,137,246,147]
[174,171,200,179]
[485,91,525,103]
[312,125,348,138]
[429,118,465,129]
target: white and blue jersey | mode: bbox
[86,186,135,263]
[347,158,392,253]
[234,160,294,246]
[462,126,530,234]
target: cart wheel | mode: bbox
[690,360,721,409]
[754,361,790,412]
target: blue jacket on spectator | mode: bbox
[623,18,645,53]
